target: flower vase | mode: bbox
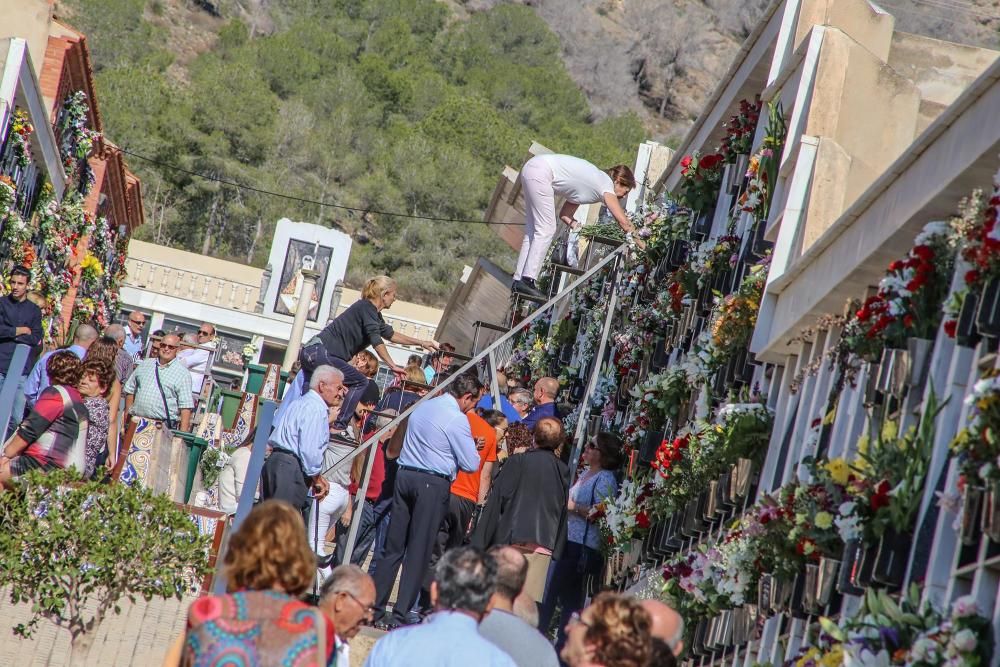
[871,529,912,590]
[975,277,1000,337]
[961,485,984,545]
[757,574,773,616]
[732,458,754,499]
[668,240,688,269]
[702,486,719,522]
[650,338,669,371]
[720,470,736,508]
[863,360,881,405]
[815,557,840,607]
[691,620,707,656]
[857,544,878,588]
[718,609,734,647]
[789,571,809,619]
[956,290,981,347]
[876,347,909,398]
[639,428,664,464]
[838,540,865,596]
[801,564,819,614]
[751,220,772,258]
[981,480,1000,543]
[770,576,793,614]
[733,347,756,383]
[906,337,933,389]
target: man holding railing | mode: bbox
[370,372,484,630]
[262,365,346,519]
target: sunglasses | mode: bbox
[129,320,145,326]
[198,330,212,336]
[159,344,179,350]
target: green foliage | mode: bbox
[0,469,209,651]
[62,0,645,305]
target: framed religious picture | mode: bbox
[272,239,333,321]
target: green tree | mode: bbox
[0,469,209,665]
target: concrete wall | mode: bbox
[887,31,999,135]
[0,0,52,80]
[794,0,895,61]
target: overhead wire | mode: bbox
[119,147,525,226]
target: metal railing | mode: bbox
[218,244,627,579]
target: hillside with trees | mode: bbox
[54,0,645,305]
[55,0,999,305]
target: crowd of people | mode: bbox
[162,274,682,665]
[0,263,683,665]
[0,263,218,488]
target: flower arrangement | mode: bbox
[689,234,741,286]
[58,92,101,195]
[710,258,767,356]
[786,587,992,667]
[740,101,785,223]
[623,367,691,450]
[718,97,761,162]
[8,109,34,169]
[840,221,955,361]
[950,370,1000,484]
[678,151,724,213]
[199,446,234,489]
[597,473,657,553]
[0,175,15,211]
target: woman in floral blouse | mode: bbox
[78,359,114,479]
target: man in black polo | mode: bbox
[0,266,42,431]
[371,372,484,629]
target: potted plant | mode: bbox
[865,392,943,589]
[951,370,1000,543]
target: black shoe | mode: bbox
[316,552,337,569]
[512,279,546,300]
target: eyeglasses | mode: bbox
[129,319,145,326]
[568,611,591,628]
[341,591,377,616]
[159,344,179,351]
[198,330,212,336]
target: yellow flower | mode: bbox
[821,646,844,667]
[814,511,833,530]
[80,253,104,276]
[856,434,869,456]
[881,420,898,443]
[825,458,850,485]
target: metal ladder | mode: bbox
[222,243,628,584]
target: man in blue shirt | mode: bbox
[476,372,525,424]
[365,547,516,667]
[262,365,346,518]
[371,372,484,629]
[521,377,560,432]
[23,323,98,409]
[122,311,147,361]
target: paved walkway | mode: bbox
[0,588,386,665]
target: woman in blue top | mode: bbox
[538,432,622,654]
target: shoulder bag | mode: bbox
[153,363,175,430]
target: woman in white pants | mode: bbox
[512,154,638,298]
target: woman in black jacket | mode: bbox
[298,275,437,444]
[472,415,569,603]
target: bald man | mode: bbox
[521,376,560,432]
[641,599,684,659]
[480,546,559,667]
[23,323,98,409]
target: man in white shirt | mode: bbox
[177,322,217,404]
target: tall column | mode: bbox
[283,268,320,371]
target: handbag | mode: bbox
[54,385,87,475]
[153,363,175,430]
[550,230,570,266]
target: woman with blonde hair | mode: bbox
[164,500,335,666]
[512,155,641,298]
[299,275,438,444]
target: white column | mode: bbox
[283,268,320,371]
